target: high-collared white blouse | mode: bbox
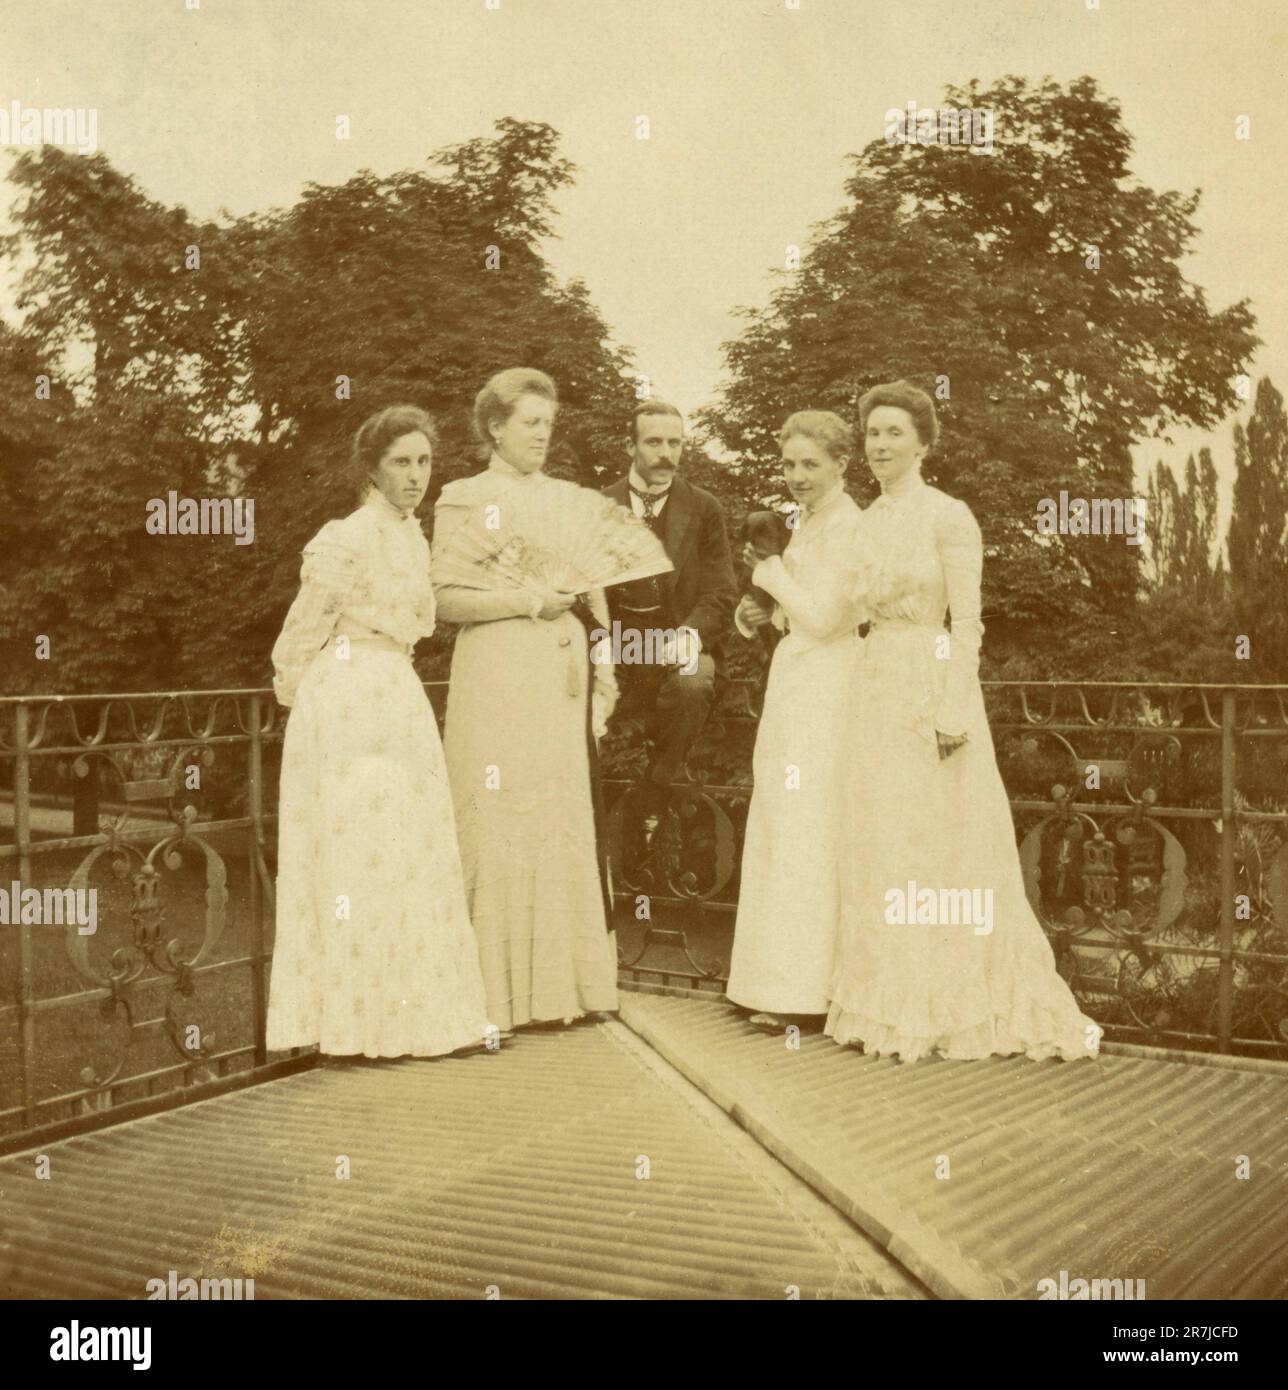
[270,487,436,707]
[852,472,985,738]
[740,482,866,649]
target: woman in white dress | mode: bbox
[431,368,620,1034]
[726,412,865,1031]
[828,380,1100,1063]
[266,406,494,1059]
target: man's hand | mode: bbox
[659,626,701,670]
[736,595,773,629]
[591,671,618,738]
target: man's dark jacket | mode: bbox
[602,474,737,677]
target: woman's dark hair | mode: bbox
[857,380,940,450]
[352,405,436,498]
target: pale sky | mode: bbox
[2,0,1285,515]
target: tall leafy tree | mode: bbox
[1145,460,1180,591]
[1,147,245,422]
[1227,377,1288,670]
[203,119,637,688]
[0,121,638,691]
[0,151,229,693]
[701,76,1258,664]
[0,322,72,686]
[1145,448,1221,600]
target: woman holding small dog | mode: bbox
[726,411,865,1030]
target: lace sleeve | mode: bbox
[270,523,359,707]
[935,499,985,737]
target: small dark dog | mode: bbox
[741,509,793,656]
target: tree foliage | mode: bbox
[1145,448,1222,602]
[0,121,638,692]
[700,75,1259,662]
[1227,377,1288,668]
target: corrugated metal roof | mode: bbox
[618,991,1288,1300]
[0,1018,924,1300]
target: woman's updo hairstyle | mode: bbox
[778,410,854,467]
[473,367,558,448]
[857,379,940,450]
[352,405,436,499]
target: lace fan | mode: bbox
[433,484,673,594]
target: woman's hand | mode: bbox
[937,731,968,761]
[537,589,577,621]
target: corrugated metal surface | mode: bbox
[618,991,1288,1300]
[0,1019,923,1300]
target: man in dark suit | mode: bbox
[603,398,736,792]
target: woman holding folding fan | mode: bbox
[431,367,671,1034]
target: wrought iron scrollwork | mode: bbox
[607,778,737,980]
[1018,775,1188,942]
[62,748,230,1094]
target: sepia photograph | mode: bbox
[0,0,1285,1353]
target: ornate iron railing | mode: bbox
[0,688,294,1149]
[605,681,1288,1062]
[2,679,1287,1147]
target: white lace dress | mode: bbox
[827,473,1100,1062]
[726,485,865,1014]
[266,487,493,1058]
[431,454,620,1032]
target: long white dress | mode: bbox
[266,487,493,1058]
[726,485,865,1014]
[826,472,1099,1062]
[432,453,620,1033]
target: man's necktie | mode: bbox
[629,484,669,525]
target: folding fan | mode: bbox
[433,483,673,595]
